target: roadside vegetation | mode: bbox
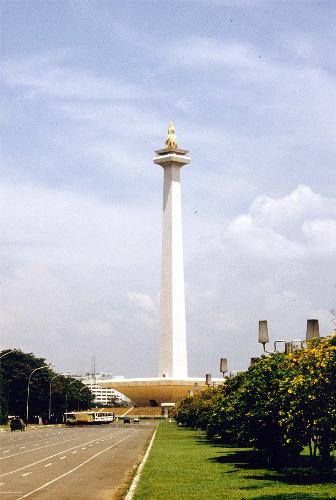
[133,422,335,499]
[134,336,335,499]
[0,350,94,424]
[175,335,336,466]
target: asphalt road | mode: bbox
[0,423,156,500]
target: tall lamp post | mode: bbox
[220,358,228,378]
[77,386,87,411]
[48,374,63,421]
[65,379,77,415]
[26,365,50,424]
[258,319,320,354]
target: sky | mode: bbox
[1,0,336,378]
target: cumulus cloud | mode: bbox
[2,2,335,377]
[1,181,334,375]
[185,185,336,373]
[127,292,156,313]
[224,185,336,259]
[2,55,145,101]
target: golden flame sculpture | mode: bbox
[165,121,178,149]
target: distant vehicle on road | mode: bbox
[123,417,131,424]
[10,417,25,431]
[65,411,115,425]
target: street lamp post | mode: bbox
[65,379,77,415]
[48,374,63,421]
[77,386,87,411]
[220,358,228,378]
[258,319,319,354]
[26,365,49,424]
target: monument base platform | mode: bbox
[98,377,223,407]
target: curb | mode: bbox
[124,426,158,500]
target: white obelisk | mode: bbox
[153,123,190,378]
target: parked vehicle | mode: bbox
[123,417,131,424]
[10,417,25,431]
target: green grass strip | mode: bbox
[133,422,335,499]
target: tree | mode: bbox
[175,334,336,465]
[0,350,53,421]
[278,336,336,464]
[0,350,94,423]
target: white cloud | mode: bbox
[2,55,145,100]
[127,292,156,313]
[302,219,336,256]
[2,3,335,377]
[168,37,257,69]
[224,185,336,259]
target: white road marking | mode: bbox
[21,473,32,477]
[20,447,26,449]
[71,451,77,454]
[16,431,138,500]
[0,483,4,485]
[44,463,52,468]
[59,456,66,460]
[2,451,9,454]
[0,430,120,478]
[81,447,86,450]
[0,433,97,461]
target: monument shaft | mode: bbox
[154,143,190,379]
[160,164,187,378]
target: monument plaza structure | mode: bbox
[99,124,212,406]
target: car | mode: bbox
[123,417,130,424]
[10,417,25,431]
[133,418,140,423]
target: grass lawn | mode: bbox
[133,422,335,499]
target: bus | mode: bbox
[64,411,115,425]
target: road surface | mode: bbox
[0,423,156,499]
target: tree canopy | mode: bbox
[0,350,94,423]
[174,335,336,465]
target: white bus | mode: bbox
[64,411,115,425]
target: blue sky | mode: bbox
[1,1,336,377]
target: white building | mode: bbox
[74,373,129,407]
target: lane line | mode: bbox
[44,464,52,468]
[15,431,137,500]
[0,429,124,478]
[0,430,100,460]
[59,457,66,460]
[71,451,77,454]
[21,473,32,477]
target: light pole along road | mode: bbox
[26,365,50,424]
[65,378,77,415]
[48,373,63,421]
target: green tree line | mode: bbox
[174,335,336,465]
[0,350,94,424]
